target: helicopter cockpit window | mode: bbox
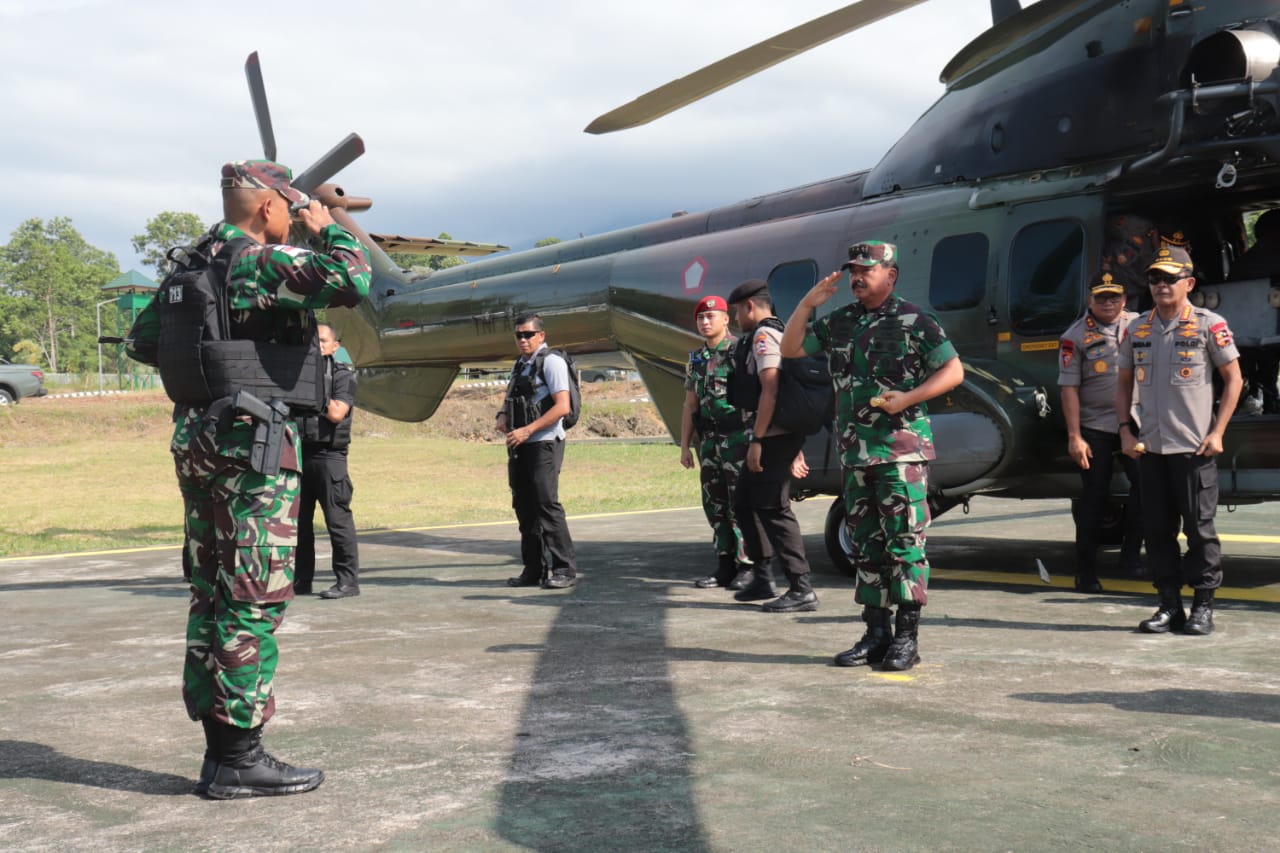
[929,233,988,311]
[1009,219,1085,337]
[768,260,822,319]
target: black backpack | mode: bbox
[727,317,833,436]
[508,348,582,430]
[149,235,325,413]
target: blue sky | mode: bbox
[1,0,1005,273]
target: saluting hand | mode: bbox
[802,272,842,310]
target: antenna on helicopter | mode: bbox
[584,0,929,134]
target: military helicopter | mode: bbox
[247,0,1280,572]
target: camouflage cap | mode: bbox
[1147,245,1194,277]
[842,240,897,269]
[694,295,729,315]
[220,160,309,205]
[1089,271,1125,295]
[728,279,768,305]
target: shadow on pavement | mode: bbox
[0,740,192,796]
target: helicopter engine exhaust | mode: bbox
[1183,28,1280,91]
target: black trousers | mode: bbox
[1139,452,1222,590]
[509,439,577,578]
[296,447,360,589]
[1074,427,1143,575]
[733,432,809,579]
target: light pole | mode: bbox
[96,298,117,394]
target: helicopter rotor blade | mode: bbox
[291,133,366,195]
[585,0,929,134]
[244,52,278,161]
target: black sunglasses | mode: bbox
[514,330,542,340]
[1146,272,1187,286]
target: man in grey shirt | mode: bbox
[1117,246,1242,635]
[1058,272,1142,593]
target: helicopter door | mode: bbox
[926,229,999,359]
[997,196,1103,395]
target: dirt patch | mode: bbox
[420,380,670,442]
[2,380,670,448]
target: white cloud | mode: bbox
[0,0,1001,269]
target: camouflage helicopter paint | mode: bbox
[296,0,1280,570]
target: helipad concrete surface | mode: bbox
[2,498,1279,852]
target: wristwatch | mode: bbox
[1120,420,1139,437]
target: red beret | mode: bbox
[694,295,729,315]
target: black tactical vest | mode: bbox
[299,360,354,450]
[156,235,324,412]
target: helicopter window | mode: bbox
[1009,219,1085,337]
[768,260,823,319]
[929,233,988,311]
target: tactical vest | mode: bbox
[156,235,324,412]
[299,361,353,450]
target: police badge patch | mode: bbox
[1060,338,1075,368]
[1211,321,1233,349]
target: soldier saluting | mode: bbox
[126,160,370,798]
[782,241,963,672]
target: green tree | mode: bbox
[388,232,468,273]
[131,211,207,280]
[0,217,119,372]
[534,237,563,248]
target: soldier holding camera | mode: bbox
[125,159,369,798]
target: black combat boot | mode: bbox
[695,554,739,589]
[762,572,818,612]
[728,560,758,591]
[1183,588,1215,635]
[195,716,219,795]
[880,604,922,672]
[1138,587,1186,634]
[204,723,325,800]
[733,559,777,602]
[834,606,893,667]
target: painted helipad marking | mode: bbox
[869,672,916,682]
[931,568,1280,603]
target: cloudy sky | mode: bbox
[2,0,1009,273]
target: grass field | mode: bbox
[0,385,691,558]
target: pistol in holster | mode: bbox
[232,389,290,476]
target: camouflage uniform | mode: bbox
[684,335,748,563]
[128,212,370,729]
[802,293,958,607]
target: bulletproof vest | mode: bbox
[155,235,324,412]
[727,316,785,411]
[299,360,353,449]
[504,358,543,430]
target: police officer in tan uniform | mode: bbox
[1058,272,1142,594]
[1117,246,1242,635]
